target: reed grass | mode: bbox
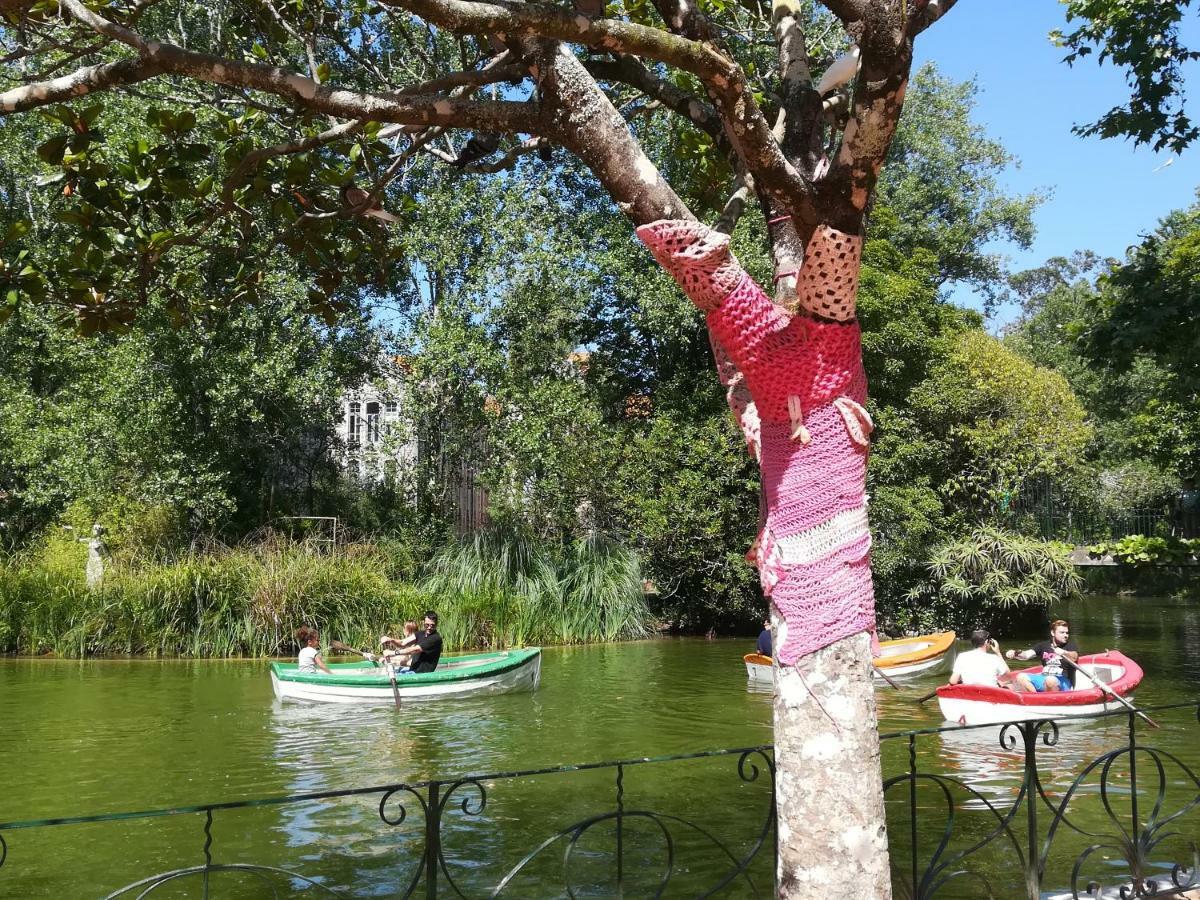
[422,524,652,648]
[0,528,653,657]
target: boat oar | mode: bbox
[329,640,402,711]
[384,661,403,711]
[330,639,376,663]
[915,688,941,704]
[874,664,903,691]
[1058,652,1158,729]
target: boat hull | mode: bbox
[743,631,955,683]
[743,654,773,684]
[873,631,956,680]
[936,651,1143,725]
[271,649,542,704]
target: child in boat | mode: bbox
[379,621,419,672]
[295,625,332,674]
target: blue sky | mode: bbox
[914,3,1200,324]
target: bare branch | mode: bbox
[460,137,542,173]
[909,0,958,36]
[531,39,692,225]
[771,1,822,168]
[221,119,365,208]
[59,0,150,52]
[0,56,165,113]
[713,170,752,234]
[583,55,723,142]
[814,0,868,26]
[393,58,525,97]
[817,5,913,230]
[384,0,728,80]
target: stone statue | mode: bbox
[65,523,110,589]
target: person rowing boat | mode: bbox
[379,610,443,674]
[1006,619,1078,692]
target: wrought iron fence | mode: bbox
[882,702,1200,899]
[0,746,777,898]
[1,704,1197,898]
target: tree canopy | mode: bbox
[1055,0,1200,154]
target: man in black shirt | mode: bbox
[1006,619,1080,692]
[387,611,443,674]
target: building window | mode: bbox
[384,400,398,417]
[366,402,381,444]
[348,401,361,445]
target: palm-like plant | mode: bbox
[906,526,1082,632]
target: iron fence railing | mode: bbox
[882,702,1200,900]
[1,704,1197,898]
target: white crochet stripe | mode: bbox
[773,503,870,566]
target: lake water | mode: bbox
[1,594,1198,897]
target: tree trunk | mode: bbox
[775,631,890,898]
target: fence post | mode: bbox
[1022,723,1041,900]
[907,734,919,898]
[426,781,440,900]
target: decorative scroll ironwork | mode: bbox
[3,704,1198,898]
[883,701,1200,900]
[0,745,776,898]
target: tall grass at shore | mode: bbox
[423,525,652,647]
[0,528,653,657]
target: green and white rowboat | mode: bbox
[270,647,542,703]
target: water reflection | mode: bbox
[919,719,1128,812]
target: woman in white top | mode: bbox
[295,625,332,674]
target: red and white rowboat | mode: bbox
[936,650,1144,726]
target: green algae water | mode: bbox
[1,594,1198,897]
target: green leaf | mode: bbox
[36,135,69,164]
[3,219,32,244]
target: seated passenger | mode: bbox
[756,617,772,657]
[379,620,419,672]
[948,629,1010,687]
[295,625,332,674]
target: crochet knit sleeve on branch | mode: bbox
[636,220,876,665]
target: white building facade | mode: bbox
[336,377,418,483]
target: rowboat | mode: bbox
[873,631,957,679]
[743,630,956,684]
[743,653,773,684]
[270,648,542,703]
[936,651,1143,726]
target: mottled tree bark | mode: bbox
[776,632,889,896]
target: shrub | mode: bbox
[899,526,1082,634]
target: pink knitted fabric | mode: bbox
[709,332,762,460]
[637,220,875,665]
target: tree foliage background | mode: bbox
[3,0,1187,635]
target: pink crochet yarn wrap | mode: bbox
[637,219,875,665]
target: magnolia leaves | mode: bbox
[0,219,46,326]
[11,101,408,334]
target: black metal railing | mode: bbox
[882,702,1200,899]
[1,704,1197,898]
[0,745,776,898]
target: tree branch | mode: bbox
[583,55,723,142]
[909,0,958,37]
[0,56,165,113]
[815,0,868,26]
[383,0,728,80]
[818,4,913,230]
